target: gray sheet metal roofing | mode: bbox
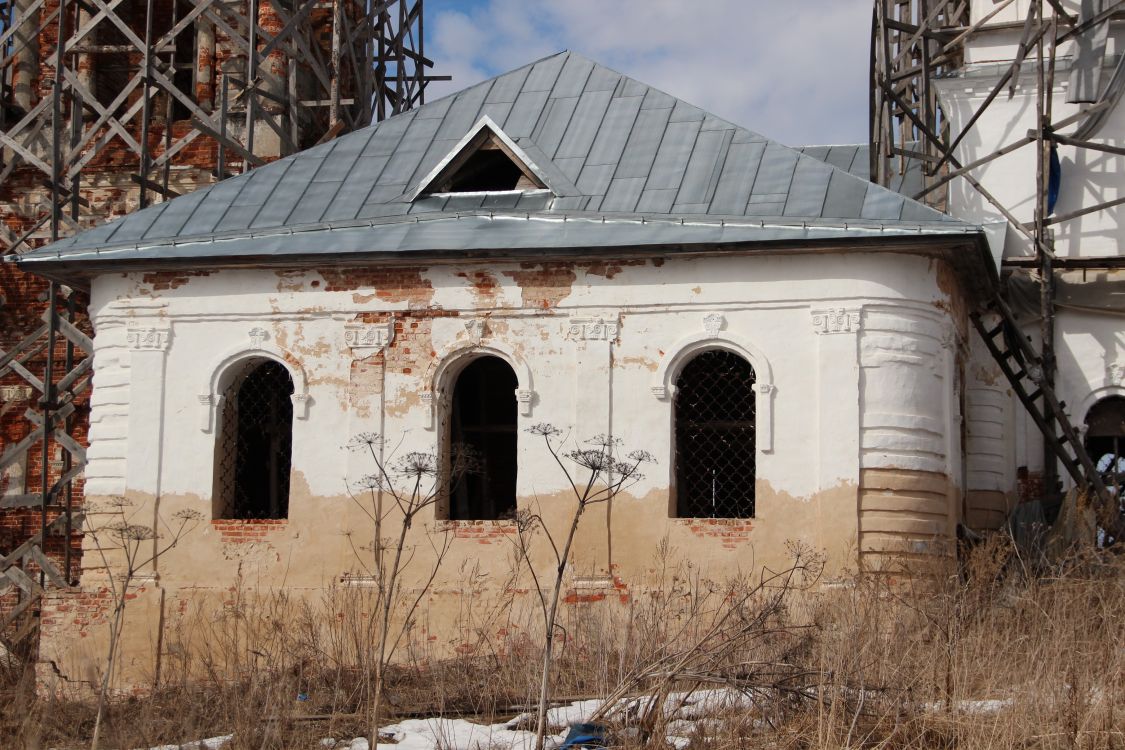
[19,51,977,270]
[795,144,926,199]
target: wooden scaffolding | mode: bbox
[870,0,1125,527]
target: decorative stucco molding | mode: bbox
[810,307,862,335]
[0,385,33,402]
[248,327,269,348]
[1108,361,1125,386]
[199,333,309,433]
[566,317,619,341]
[702,313,725,336]
[422,341,534,430]
[197,394,220,431]
[344,321,394,355]
[652,328,776,453]
[464,318,488,343]
[126,325,171,351]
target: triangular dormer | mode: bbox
[409,117,550,199]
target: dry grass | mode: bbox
[3,536,1124,749]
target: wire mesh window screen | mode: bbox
[1086,396,1125,506]
[674,349,756,518]
[215,360,294,519]
[448,356,518,521]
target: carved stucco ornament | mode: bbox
[1108,361,1125,386]
[566,317,619,341]
[248,327,269,348]
[0,385,32,402]
[464,318,489,343]
[126,324,171,351]
[702,313,725,336]
[810,307,861,335]
[344,320,394,355]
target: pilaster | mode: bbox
[125,324,171,496]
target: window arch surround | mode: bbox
[200,338,309,433]
[439,353,520,521]
[212,357,295,520]
[422,341,534,430]
[1084,395,1125,498]
[652,331,775,453]
[672,348,758,519]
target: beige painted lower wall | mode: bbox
[37,474,881,694]
[859,468,959,566]
[965,489,1014,531]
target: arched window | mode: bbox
[214,359,294,519]
[447,356,518,520]
[674,349,756,518]
[1085,396,1125,498]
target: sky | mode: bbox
[422,0,873,148]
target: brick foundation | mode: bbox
[436,520,517,544]
[210,518,288,544]
[680,518,755,549]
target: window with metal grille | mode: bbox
[214,359,294,520]
[674,349,756,518]
[447,356,517,520]
[1086,396,1125,502]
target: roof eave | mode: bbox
[16,230,996,303]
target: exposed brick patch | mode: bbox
[320,267,434,305]
[436,519,516,544]
[501,263,576,309]
[563,590,607,604]
[456,270,499,301]
[1016,467,1045,504]
[680,518,755,550]
[584,259,645,279]
[140,270,214,291]
[211,518,287,544]
[39,586,114,637]
[375,309,458,382]
[564,569,630,605]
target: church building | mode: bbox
[17,51,996,686]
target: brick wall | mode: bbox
[0,508,84,635]
[1,262,89,644]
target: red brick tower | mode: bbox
[0,0,442,656]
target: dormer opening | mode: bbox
[412,117,549,199]
[441,142,539,192]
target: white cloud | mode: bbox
[424,0,872,146]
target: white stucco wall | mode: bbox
[80,251,965,579]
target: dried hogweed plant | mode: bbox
[515,424,654,750]
[83,496,202,750]
[345,433,477,748]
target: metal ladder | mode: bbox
[971,296,1116,522]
